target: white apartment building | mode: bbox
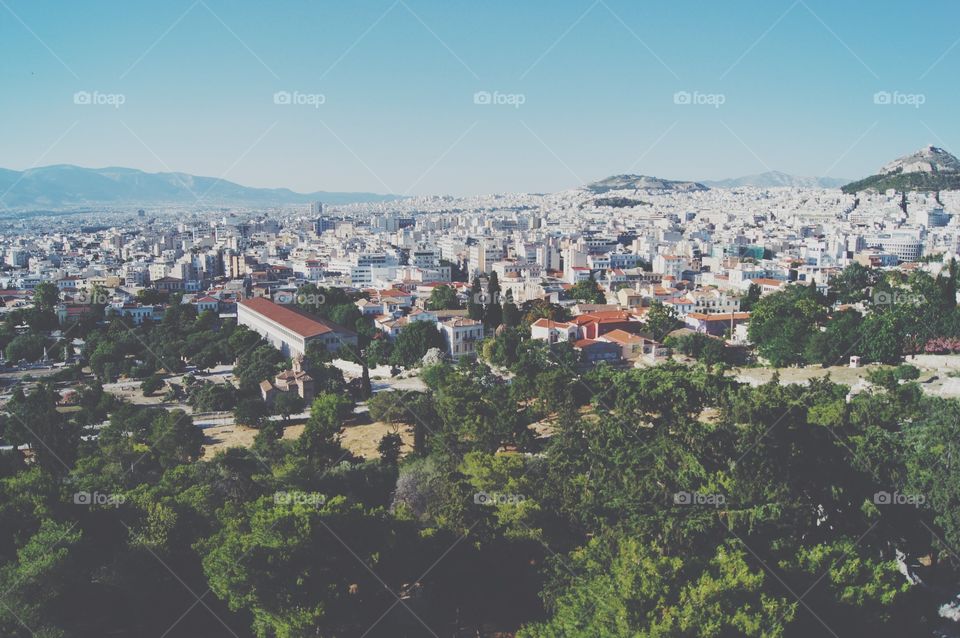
[410,245,441,269]
[468,241,505,276]
[653,254,690,278]
[328,252,400,286]
[877,236,923,262]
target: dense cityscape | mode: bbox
[4,1,960,636]
[2,144,960,636]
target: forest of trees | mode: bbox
[748,262,960,366]
[2,268,960,636]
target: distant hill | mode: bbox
[703,171,849,189]
[0,165,397,210]
[842,146,960,194]
[585,174,709,194]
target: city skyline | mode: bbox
[2,0,958,196]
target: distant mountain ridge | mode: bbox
[0,165,397,210]
[702,171,849,189]
[585,174,709,193]
[842,146,960,194]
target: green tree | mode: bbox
[140,373,164,396]
[502,289,522,327]
[299,392,354,459]
[643,300,682,342]
[520,536,795,638]
[803,308,863,366]
[4,333,48,362]
[274,392,305,424]
[568,274,606,304]
[521,299,570,326]
[200,496,405,638]
[365,336,393,367]
[739,282,763,312]
[665,332,728,367]
[0,519,83,638]
[829,263,881,303]
[427,284,460,310]
[5,386,77,474]
[468,275,484,321]
[390,321,446,368]
[136,287,164,305]
[234,344,284,392]
[149,409,203,467]
[485,272,503,330]
[33,281,60,311]
[377,431,403,465]
[235,397,269,428]
[748,285,827,366]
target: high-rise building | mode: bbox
[313,217,337,236]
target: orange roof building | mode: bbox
[238,297,357,358]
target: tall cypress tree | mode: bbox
[468,275,484,321]
[485,272,503,330]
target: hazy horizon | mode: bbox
[2,0,958,196]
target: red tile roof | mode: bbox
[601,329,645,344]
[573,310,637,324]
[239,297,355,338]
[686,312,750,321]
[531,318,575,329]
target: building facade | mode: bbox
[238,297,357,358]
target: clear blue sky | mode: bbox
[1,0,957,195]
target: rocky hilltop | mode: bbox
[843,145,960,193]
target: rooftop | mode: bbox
[239,297,355,338]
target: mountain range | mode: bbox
[3,146,958,211]
[585,172,850,193]
[584,174,709,193]
[0,165,396,210]
[702,171,849,189]
[588,147,960,195]
[841,145,960,194]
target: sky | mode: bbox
[1,0,958,196]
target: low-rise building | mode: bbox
[439,317,483,358]
[530,318,579,343]
[238,297,358,358]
